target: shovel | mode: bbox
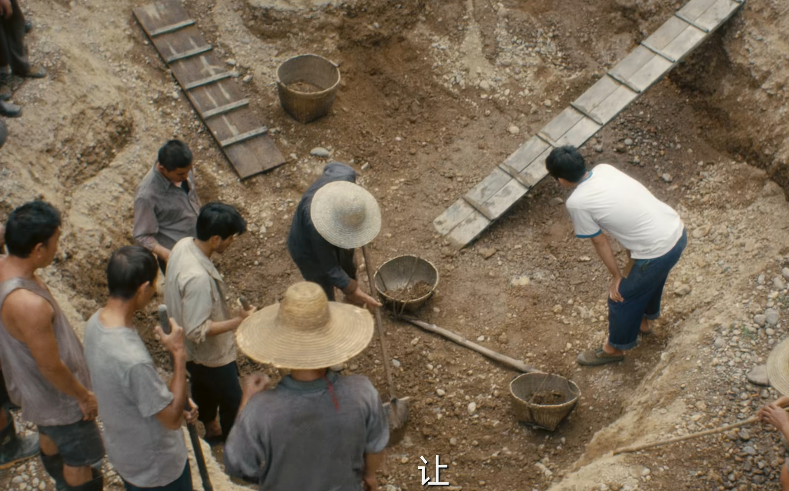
[361,245,410,446]
[158,305,213,491]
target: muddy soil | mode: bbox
[385,281,433,302]
[0,0,786,490]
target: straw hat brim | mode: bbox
[236,301,374,370]
[767,337,789,396]
[311,181,382,249]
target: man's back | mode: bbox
[0,272,87,426]
[566,164,683,259]
[83,312,187,487]
[225,372,389,491]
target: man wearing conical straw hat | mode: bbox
[287,162,382,310]
[224,281,389,490]
[760,338,789,489]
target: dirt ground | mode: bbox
[1,0,788,490]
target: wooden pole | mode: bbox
[401,316,539,374]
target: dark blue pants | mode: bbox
[123,460,192,491]
[608,229,687,350]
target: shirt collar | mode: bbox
[278,370,340,391]
[153,164,189,191]
[185,239,224,283]
[577,171,594,185]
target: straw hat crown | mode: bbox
[767,337,789,396]
[236,282,374,369]
[311,181,381,249]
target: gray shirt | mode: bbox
[164,237,235,367]
[0,276,90,426]
[133,165,201,252]
[83,311,187,488]
[224,371,389,491]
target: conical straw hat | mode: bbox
[310,181,381,249]
[236,282,374,369]
[767,337,789,396]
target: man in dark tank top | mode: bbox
[0,201,105,490]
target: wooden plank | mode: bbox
[693,0,742,32]
[434,198,477,236]
[184,72,232,90]
[133,0,286,179]
[166,44,212,63]
[465,167,512,208]
[674,12,710,32]
[642,16,707,62]
[519,148,552,187]
[609,45,674,93]
[572,75,639,126]
[539,107,585,145]
[503,136,552,173]
[201,99,249,118]
[220,127,268,147]
[498,163,532,188]
[478,179,529,219]
[446,211,490,249]
[151,19,195,37]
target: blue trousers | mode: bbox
[608,229,687,350]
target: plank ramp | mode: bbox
[133,0,286,179]
[434,0,744,248]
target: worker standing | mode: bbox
[84,246,197,491]
[0,201,104,490]
[133,140,201,273]
[545,146,686,366]
[287,162,382,310]
[225,281,388,490]
[164,202,254,444]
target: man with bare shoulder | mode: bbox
[0,201,105,490]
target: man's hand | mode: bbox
[154,318,185,357]
[760,403,789,433]
[239,373,271,412]
[183,398,198,425]
[346,287,382,310]
[362,474,377,491]
[609,275,624,302]
[78,391,99,420]
[0,0,12,19]
[153,244,171,263]
[238,304,257,320]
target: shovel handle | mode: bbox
[157,305,171,335]
[239,296,251,310]
[361,246,397,401]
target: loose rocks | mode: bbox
[310,147,330,157]
[747,365,770,387]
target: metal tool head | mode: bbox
[383,396,411,447]
[239,296,251,310]
[157,305,171,334]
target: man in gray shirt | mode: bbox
[133,140,202,273]
[225,282,388,490]
[84,246,196,491]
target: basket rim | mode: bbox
[276,54,341,96]
[509,373,580,408]
[373,255,440,304]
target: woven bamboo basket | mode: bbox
[276,54,340,124]
[374,255,439,314]
[509,373,580,431]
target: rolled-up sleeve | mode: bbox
[310,226,352,290]
[180,274,215,343]
[364,385,389,453]
[133,196,160,251]
[225,396,268,483]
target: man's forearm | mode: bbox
[169,353,188,413]
[592,236,621,278]
[206,317,243,336]
[152,243,170,261]
[364,452,384,478]
[39,361,90,402]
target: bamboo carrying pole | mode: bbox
[613,407,789,455]
[401,316,539,373]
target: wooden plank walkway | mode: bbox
[434,0,744,248]
[133,0,285,180]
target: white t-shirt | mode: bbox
[566,164,684,259]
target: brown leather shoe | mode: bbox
[0,100,21,118]
[17,65,45,79]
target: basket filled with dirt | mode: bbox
[509,373,580,431]
[276,54,341,123]
[374,255,439,314]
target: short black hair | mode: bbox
[545,146,587,183]
[196,202,247,241]
[107,246,158,300]
[158,140,193,171]
[5,201,62,258]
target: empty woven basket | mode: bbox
[510,373,580,431]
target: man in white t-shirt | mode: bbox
[546,146,687,366]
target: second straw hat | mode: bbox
[311,181,381,249]
[767,337,789,396]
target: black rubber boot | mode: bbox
[0,412,40,469]
[41,452,68,491]
[66,468,103,491]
